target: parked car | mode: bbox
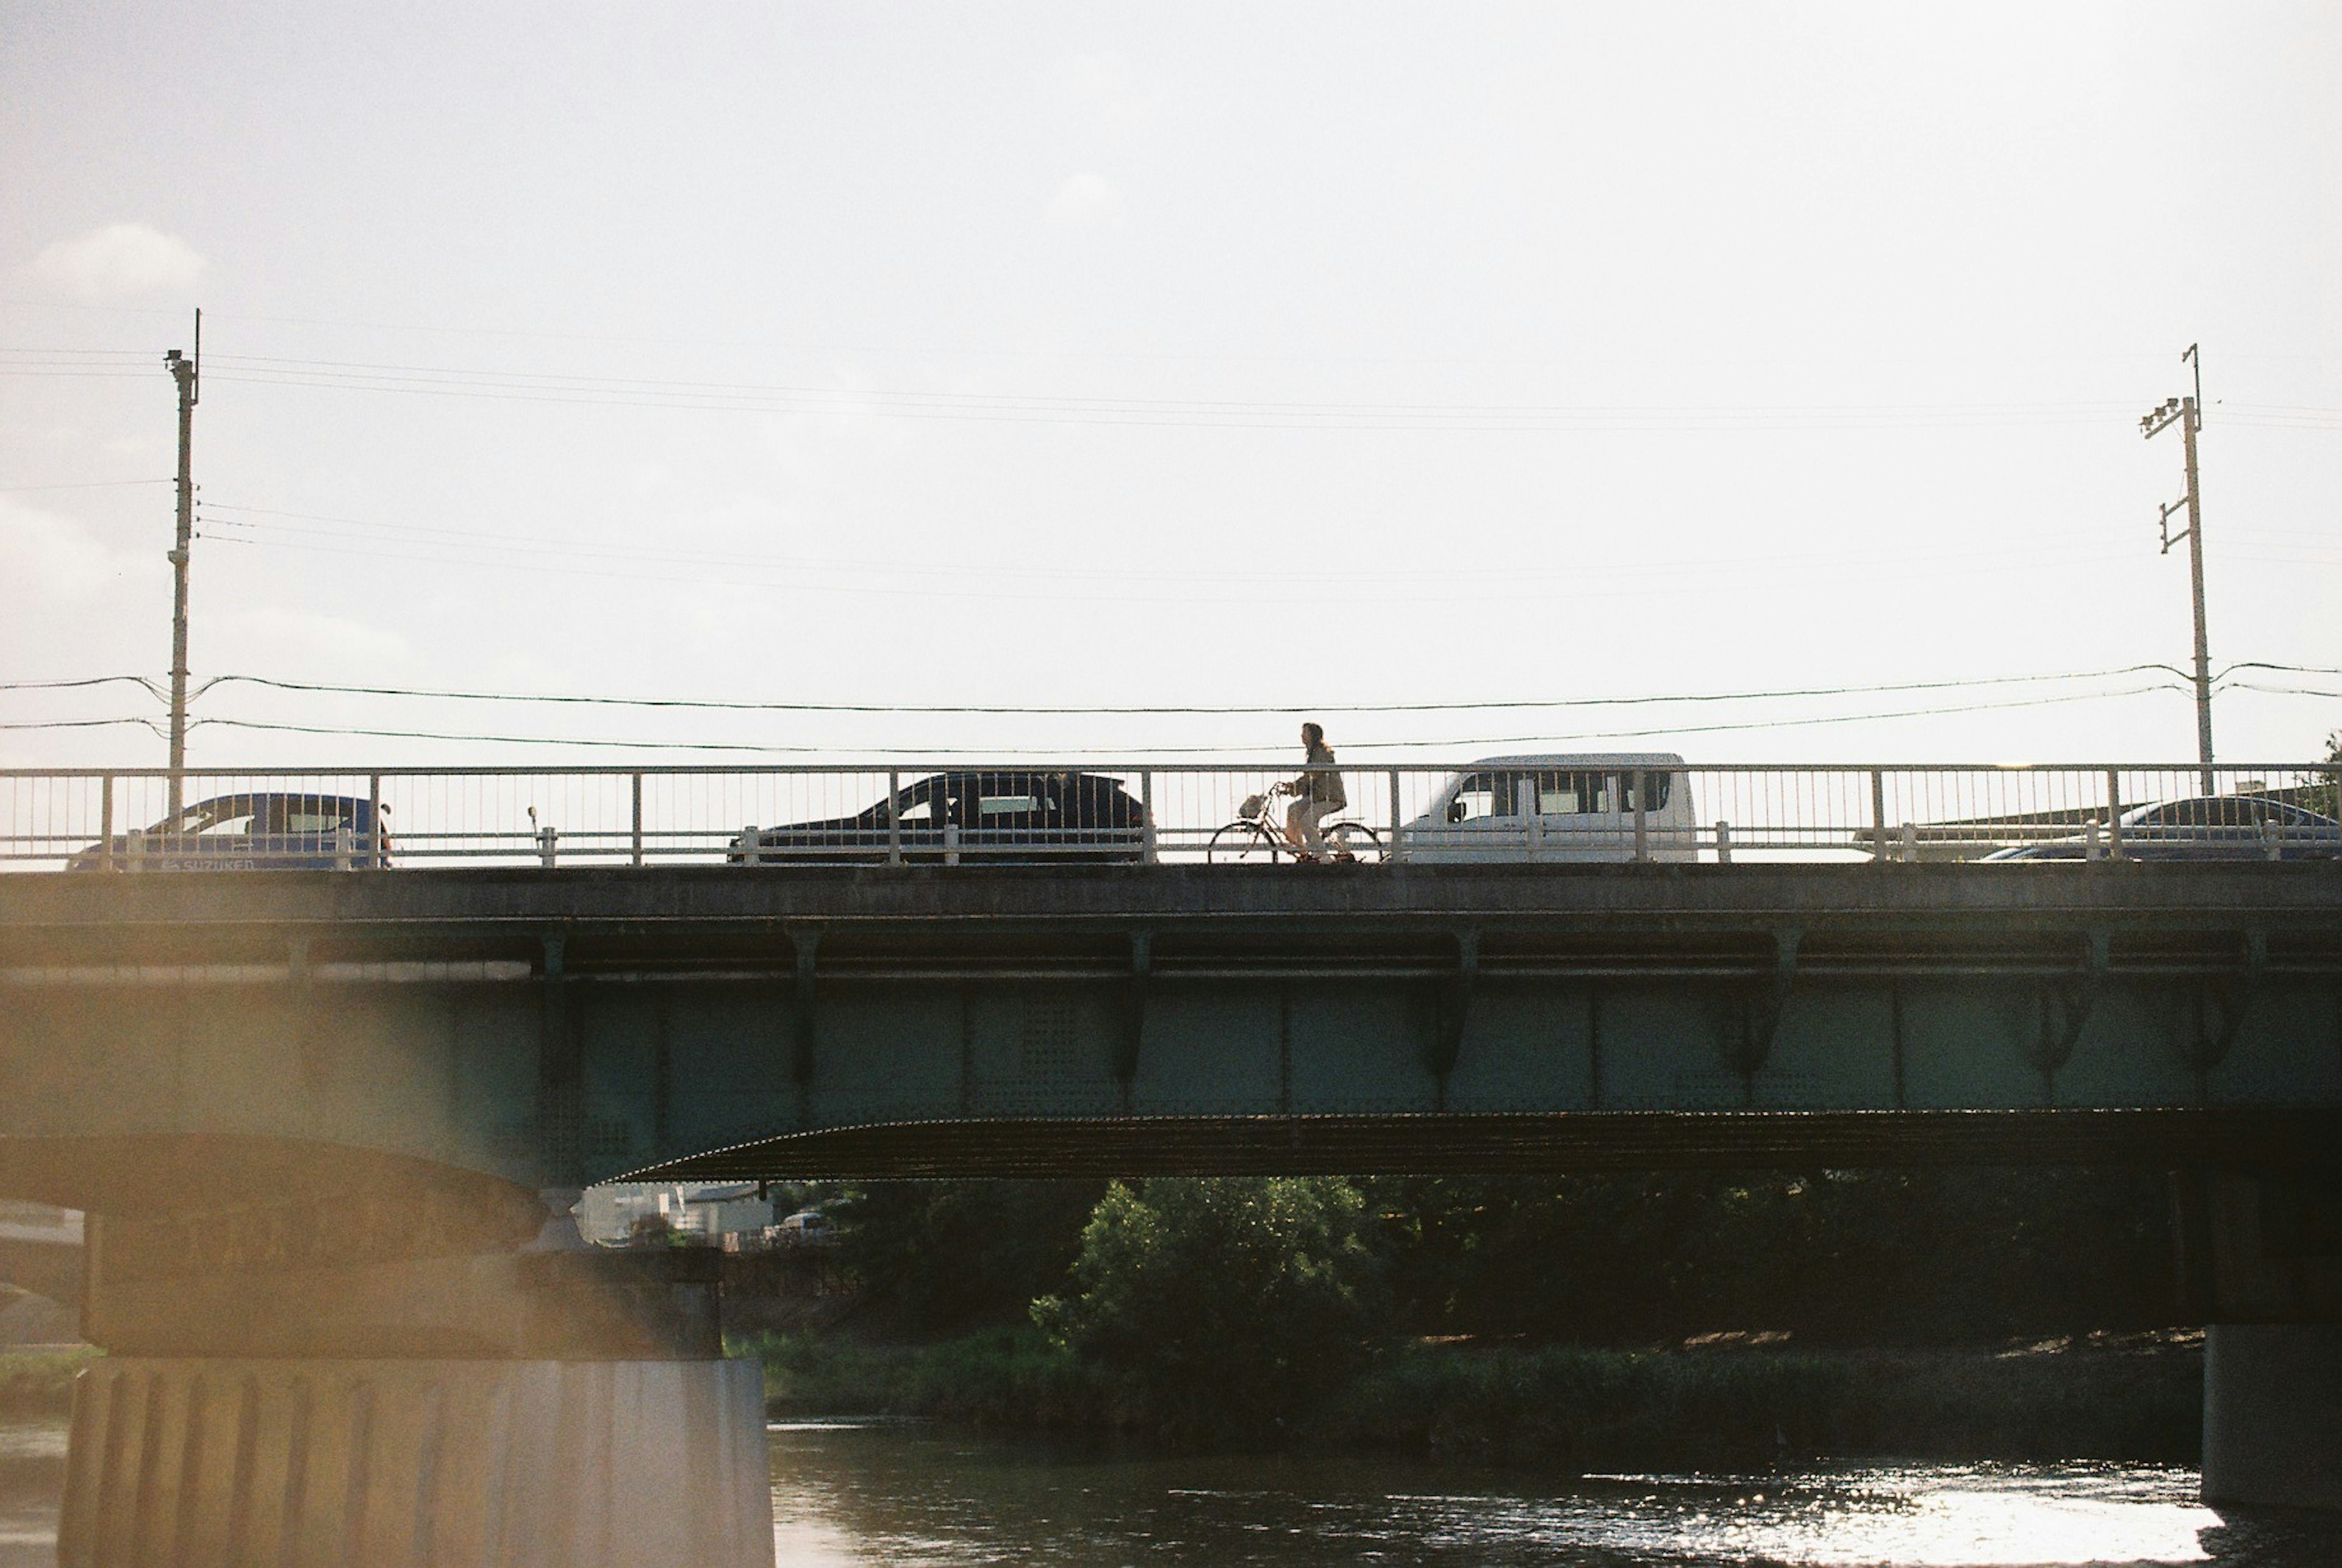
[728,770,1149,864]
[1982,796,2342,861]
[1398,754,1699,862]
[66,793,393,870]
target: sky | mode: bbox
[3,2,2339,775]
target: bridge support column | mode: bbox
[2183,1168,2342,1513]
[59,1356,772,1567]
[42,1160,776,1567]
[2203,1325,2342,1512]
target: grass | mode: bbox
[733,1327,2204,1467]
[0,1345,101,1414]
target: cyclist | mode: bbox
[1284,721,1351,863]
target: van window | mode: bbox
[1614,770,1672,812]
[1452,774,1499,822]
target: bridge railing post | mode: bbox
[1140,770,1158,864]
[126,827,145,870]
[1632,770,1649,861]
[887,770,902,865]
[1869,769,1888,861]
[1388,768,1405,863]
[1714,820,1731,864]
[2106,768,2125,861]
[631,772,645,867]
[537,826,559,868]
[99,775,115,871]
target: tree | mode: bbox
[1033,1177,1382,1442]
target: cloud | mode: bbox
[1046,173,1123,231]
[0,498,156,604]
[24,224,205,301]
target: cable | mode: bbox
[184,684,2188,757]
[0,715,167,734]
[0,675,163,697]
[0,479,171,494]
[192,665,2189,719]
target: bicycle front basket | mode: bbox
[1239,792,1266,818]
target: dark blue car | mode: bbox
[68,793,393,870]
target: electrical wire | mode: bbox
[0,675,163,697]
[184,683,2190,757]
[191,665,2191,718]
[0,479,171,493]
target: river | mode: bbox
[7,1413,2341,1565]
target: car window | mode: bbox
[198,809,258,837]
[978,792,1044,817]
[1451,774,1498,822]
[1534,771,1606,815]
[893,797,936,826]
[1614,770,1672,812]
[281,803,353,834]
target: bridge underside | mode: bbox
[634,1106,2342,1180]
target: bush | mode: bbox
[1032,1176,1382,1443]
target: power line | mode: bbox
[0,479,172,493]
[181,682,2191,756]
[192,665,2190,718]
[0,675,164,696]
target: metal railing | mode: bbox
[2,762,2337,870]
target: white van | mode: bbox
[1398,754,1699,863]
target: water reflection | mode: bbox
[2,1414,2338,1565]
[769,1422,2342,1567]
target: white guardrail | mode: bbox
[2,764,2338,871]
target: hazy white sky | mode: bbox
[4,2,2338,770]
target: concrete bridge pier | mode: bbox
[38,1160,774,1568]
[2186,1169,2342,1512]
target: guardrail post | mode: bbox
[537,826,559,868]
[1388,768,1405,864]
[944,823,961,866]
[368,773,382,867]
[1631,770,1649,862]
[886,770,902,865]
[126,828,145,871]
[1714,821,1731,864]
[2261,819,2282,861]
[2105,769,2125,861]
[1139,770,1158,864]
[334,823,354,872]
[99,776,115,871]
[1869,769,1888,861]
[2083,818,2102,861]
[743,827,761,867]
[1899,822,1917,864]
[631,772,645,866]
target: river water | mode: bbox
[8,1413,2342,1565]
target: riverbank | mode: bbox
[0,1347,98,1415]
[737,1326,2204,1468]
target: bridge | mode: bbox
[2,760,2340,1563]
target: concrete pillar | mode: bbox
[57,1356,774,1568]
[2202,1324,2342,1513]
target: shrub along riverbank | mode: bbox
[0,1345,100,1414]
[738,1326,2204,1469]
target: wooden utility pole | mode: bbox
[165,310,200,815]
[2141,343,2213,795]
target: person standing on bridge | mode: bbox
[1284,721,1350,863]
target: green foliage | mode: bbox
[828,1178,1105,1335]
[0,1345,101,1412]
[1031,1176,1383,1442]
[733,1325,1105,1428]
[1364,1168,2173,1345]
[1320,1337,2201,1467]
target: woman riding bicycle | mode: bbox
[1285,721,1350,863]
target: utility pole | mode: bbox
[164,310,201,815]
[2140,342,2213,795]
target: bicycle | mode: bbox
[1206,782,1384,864]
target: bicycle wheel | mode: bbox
[1325,821,1384,863]
[1208,822,1278,864]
